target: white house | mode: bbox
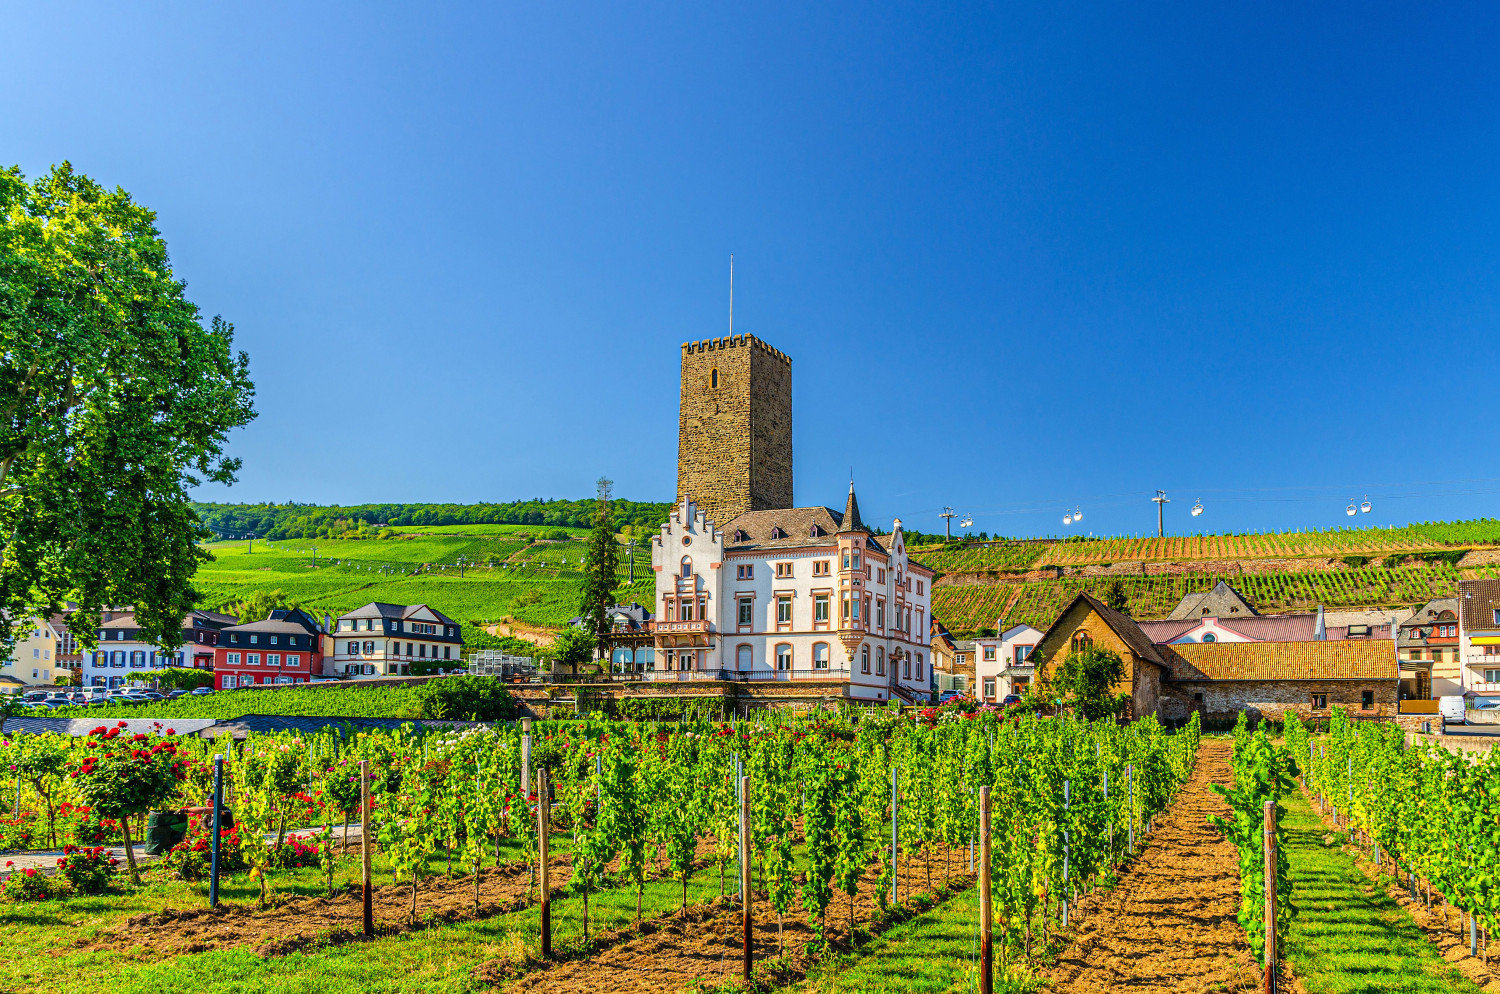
[650,487,935,704]
[325,603,464,678]
[973,623,1043,702]
[83,610,235,688]
[1459,579,1500,695]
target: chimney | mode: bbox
[323,614,331,634]
[1314,605,1326,641]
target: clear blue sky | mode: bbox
[6,1,1498,539]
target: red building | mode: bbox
[212,608,325,690]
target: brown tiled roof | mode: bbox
[1076,593,1169,669]
[1161,640,1397,682]
[1460,579,1500,633]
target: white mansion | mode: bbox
[648,486,935,703]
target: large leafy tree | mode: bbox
[0,163,255,656]
[578,476,619,664]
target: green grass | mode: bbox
[1281,788,1485,994]
[1,840,738,994]
[52,682,440,720]
[793,887,1038,994]
[194,536,656,630]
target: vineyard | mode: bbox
[930,564,1500,633]
[194,535,656,631]
[0,710,1199,993]
[910,517,1500,574]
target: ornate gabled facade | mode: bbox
[649,487,935,703]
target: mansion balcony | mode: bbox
[651,620,713,636]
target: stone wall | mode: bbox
[677,335,792,526]
[1158,679,1398,723]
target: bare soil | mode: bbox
[494,844,970,994]
[1042,738,1261,994]
[80,836,721,960]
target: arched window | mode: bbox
[680,557,693,578]
[1071,632,1093,653]
[813,642,829,670]
[736,644,753,671]
[776,644,792,671]
[876,648,885,676]
[1202,632,1217,643]
[861,645,870,674]
[710,368,719,389]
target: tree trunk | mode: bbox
[120,817,141,886]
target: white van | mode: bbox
[1440,695,1467,725]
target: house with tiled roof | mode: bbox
[83,609,237,689]
[327,603,463,679]
[212,608,326,690]
[1031,592,1400,721]
[1397,598,1458,698]
[1459,579,1500,695]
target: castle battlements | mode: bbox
[679,334,792,365]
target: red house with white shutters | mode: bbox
[211,608,326,690]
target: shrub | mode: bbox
[0,865,68,902]
[415,676,519,721]
[0,814,39,851]
[269,834,323,869]
[56,845,117,895]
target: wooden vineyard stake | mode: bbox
[520,717,531,802]
[979,785,993,994]
[1263,799,1276,994]
[360,760,373,938]
[741,774,752,983]
[539,769,552,959]
[891,767,900,906]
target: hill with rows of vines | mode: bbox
[915,518,1500,635]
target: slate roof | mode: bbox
[1160,640,1398,682]
[1166,581,1259,621]
[722,506,887,555]
[340,602,460,626]
[1460,580,1500,632]
[1139,613,1392,644]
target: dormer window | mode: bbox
[733,529,746,542]
[809,524,820,537]
[770,527,785,539]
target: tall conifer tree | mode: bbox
[580,476,620,667]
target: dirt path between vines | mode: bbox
[1042,738,1261,994]
[494,844,969,994]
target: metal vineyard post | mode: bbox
[360,759,373,937]
[209,753,224,909]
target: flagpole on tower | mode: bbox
[729,255,734,334]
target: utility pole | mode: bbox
[939,507,956,541]
[247,534,254,554]
[1152,490,1170,538]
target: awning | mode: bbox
[1470,636,1500,645]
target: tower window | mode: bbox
[710,368,719,389]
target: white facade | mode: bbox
[650,493,934,703]
[2,618,60,688]
[973,623,1043,701]
[326,603,463,678]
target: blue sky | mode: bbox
[5,1,1499,538]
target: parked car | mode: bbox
[938,690,965,704]
[1002,694,1023,706]
[190,686,214,696]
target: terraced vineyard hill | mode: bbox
[194,524,654,632]
[915,518,1500,634]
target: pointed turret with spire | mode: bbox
[839,479,865,534]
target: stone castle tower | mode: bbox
[677,334,792,525]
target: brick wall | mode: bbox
[677,335,792,525]
[1158,679,1398,723]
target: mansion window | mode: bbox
[364,641,375,654]
[776,644,792,670]
[903,656,911,679]
[737,564,754,580]
[247,653,260,666]
[347,641,361,654]
[814,643,829,670]
[1015,645,1033,663]
[841,595,851,623]
[267,654,281,667]
[876,649,885,676]
[916,653,924,680]
[226,653,241,665]
[814,594,830,625]
[876,600,885,629]
[877,568,885,583]
[680,557,693,578]
[776,595,792,626]
[813,561,831,577]
[775,562,793,578]
[679,600,695,622]
[917,580,924,594]
[736,645,752,670]
[983,678,996,699]
[853,552,861,571]
[983,647,995,661]
[842,551,851,569]
[861,645,870,674]
[738,598,754,628]
[287,654,302,668]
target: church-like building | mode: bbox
[648,334,934,703]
